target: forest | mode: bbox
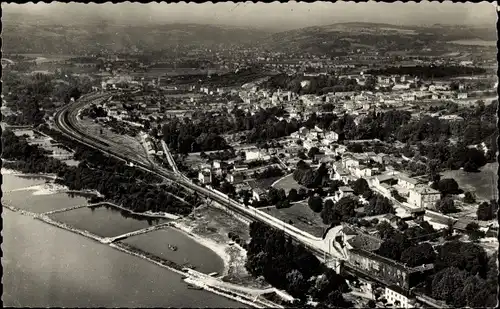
[162,106,302,154]
[3,71,94,126]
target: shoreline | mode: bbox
[4,204,266,308]
[170,220,233,277]
[3,203,276,308]
[3,169,281,308]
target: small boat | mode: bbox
[168,244,178,251]
[187,284,203,290]
[208,272,218,277]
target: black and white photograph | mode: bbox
[1,2,498,308]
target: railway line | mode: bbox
[54,92,347,262]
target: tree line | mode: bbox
[3,130,201,216]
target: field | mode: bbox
[271,174,304,194]
[441,162,498,202]
[260,202,329,238]
[254,177,282,190]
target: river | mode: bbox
[2,173,246,308]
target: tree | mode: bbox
[365,194,394,216]
[376,221,397,240]
[401,242,436,267]
[426,159,441,183]
[437,178,461,196]
[308,195,324,213]
[220,182,236,196]
[476,200,498,220]
[435,197,458,214]
[286,269,309,299]
[310,270,349,300]
[435,241,488,277]
[308,147,320,159]
[321,199,340,225]
[465,222,485,241]
[333,196,359,221]
[463,192,476,204]
[324,290,352,308]
[351,178,371,196]
[432,267,467,306]
[288,188,299,202]
[377,233,411,261]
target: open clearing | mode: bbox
[272,174,304,194]
[260,202,328,238]
[441,162,498,202]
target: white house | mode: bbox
[331,186,355,202]
[245,149,261,161]
[198,169,212,184]
[353,165,374,178]
[397,174,420,190]
[408,186,441,209]
[384,286,415,309]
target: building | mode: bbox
[353,165,374,178]
[323,131,339,143]
[334,186,355,202]
[198,169,212,184]
[408,186,440,209]
[346,248,434,290]
[453,219,475,233]
[385,285,416,308]
[226,172,244,184]
[397,174,420,190]
[424,210,457,230]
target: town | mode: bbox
[2,3,498,309]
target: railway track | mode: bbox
[54,92,344,263]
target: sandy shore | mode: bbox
[171,220,232,276]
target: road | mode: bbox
[54,92,347,261]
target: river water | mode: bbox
[2,174,245,308]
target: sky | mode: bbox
[2,1,498,31]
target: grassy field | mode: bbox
[253,177,282,190]
[272,174,304,194]
[441,162,498,202]
[260,202,328,238]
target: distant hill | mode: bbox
[262,22,497,54]
[2,15,270,54]
[2,15,496,55]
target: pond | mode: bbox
[122,227,225,274]
[2,189,89,214]
[48,204,170,237]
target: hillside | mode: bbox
[2,15,269,54]
[262,22,497,54]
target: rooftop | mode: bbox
[411,185,439,195]
[339,186,355,192]
[397,174,420,185]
